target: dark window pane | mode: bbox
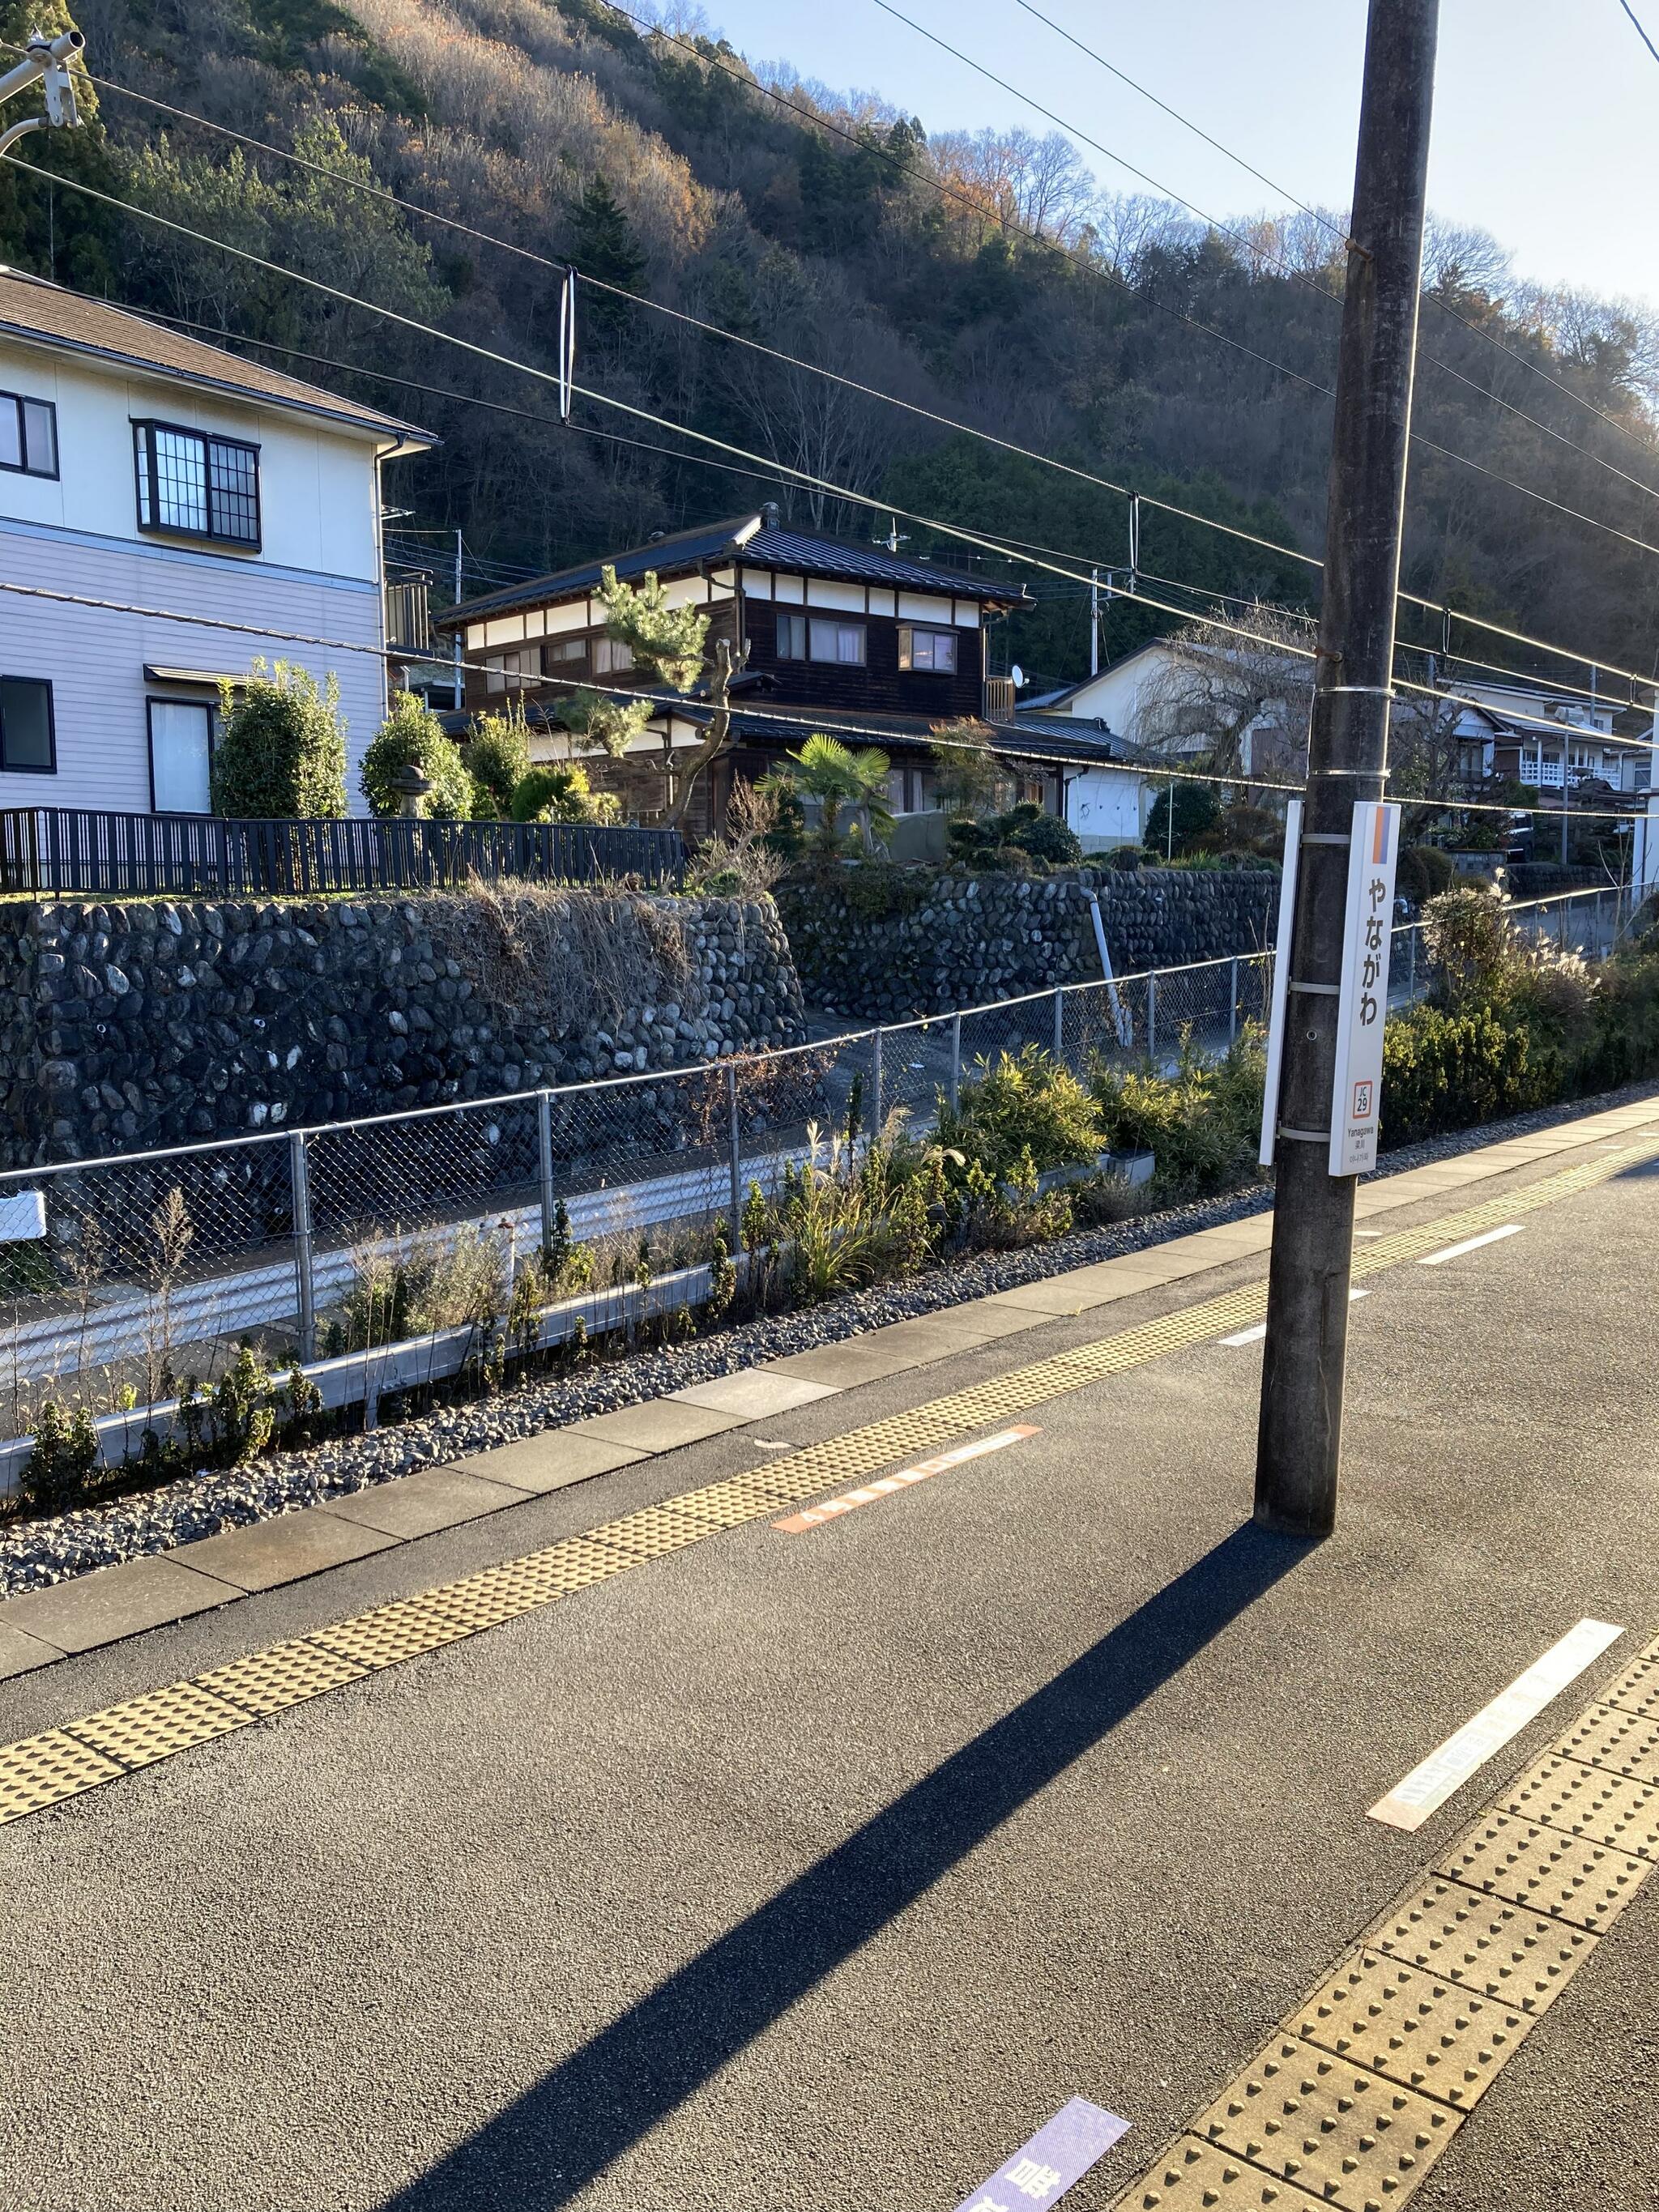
[1,677,53,770]
[808,618,865,665]
[21,400,54,475]
[207,437,258,543]
[0,399,20,471]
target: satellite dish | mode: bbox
[1010,663,1025,688]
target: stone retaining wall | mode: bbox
[0,891,806,1167]
[776,867,1277,1019]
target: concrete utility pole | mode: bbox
[1255,0,1439,1537]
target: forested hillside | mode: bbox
[11,0,1659,688]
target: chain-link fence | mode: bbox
[0,882,1625,1476]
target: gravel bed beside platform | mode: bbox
[2,1077,1653,1597]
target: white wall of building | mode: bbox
[1064,764,1145,850]
[0,336,392,815]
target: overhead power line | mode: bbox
[605,0,1659,540]
[10,142,1657,766]
[874,0,1659,509]
[58,52,1659,700]
[1618,0,1659,67]
[1010,0,1348,240]
[1014,0,1659,466]
[2,552,1630,820]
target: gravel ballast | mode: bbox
[2,1078,1653,1600]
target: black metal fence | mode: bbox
[0,808,685,898]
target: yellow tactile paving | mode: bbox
[1363,1877,1596,2018]
[2,1130,1657,1839]
[64,1681,250,1771]
[1111,1625,1659,2211]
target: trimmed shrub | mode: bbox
[212,662,348,818]
[936,1044,1105,1179]
[463,710,531,819]
[1144,780,1221,856]
[945,801,1082,873]
[360,691,474,819]
[509,763,621,825]
[1380,1002,1557,1146]
[1091,1032,1265,1200]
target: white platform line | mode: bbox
[1368,1617,1625,1832]
[1418,1221,1525,1266]
[1221,1289,1367,1347]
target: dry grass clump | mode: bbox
[430,880,698,1037]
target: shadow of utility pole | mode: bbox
[380,1520,1310,2210]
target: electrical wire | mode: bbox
[871,0,1351,307]
[1618,0,1659,68]
[1009,0,1347,241]
[52,55,1659,700]
[608,2,1659,554]
[137,302,792,488]
[11,142,1656,768]
[876,0,1659,510]
[1015,0,1659,467]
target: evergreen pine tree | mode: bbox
[567,173,645,334]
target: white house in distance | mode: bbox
[0,269,433,818]
[1444,677,1651,794]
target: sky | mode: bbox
[694,0,1659,311]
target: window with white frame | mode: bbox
[808,618,865,665]
[898,624,957,673]
[134,420,260,548]
[0,391,57,478]
[0,675,55,774]
[147,699,214,813]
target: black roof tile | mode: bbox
[441,511,1027,625]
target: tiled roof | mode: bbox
[0,268,433,445]
[438,693,1124,770]
[441,510,1028,625]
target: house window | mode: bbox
[776,611,807,659]
[593,634,634,676]
[147,699,214,814]
[484,649,541,693]
[898,624,957,674]
[134,421,261,548]
[0,392,57,478]
[545,636,587,666]
[808,619,865,665]
[0,676,54,774]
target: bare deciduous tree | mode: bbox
[1131,605,1317,783]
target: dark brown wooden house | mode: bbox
[435,506,1043,833]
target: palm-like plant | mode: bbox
[761,734,895,851]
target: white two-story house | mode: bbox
[0,268,433,817]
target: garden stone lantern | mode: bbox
[390,765,434,820]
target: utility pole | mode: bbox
[1255,0,1439,1538]
[1090,565,1100,678]
[453,527,463,712]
